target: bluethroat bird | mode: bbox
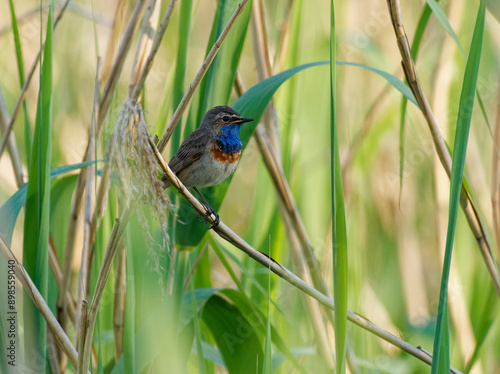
[162,106,253,227]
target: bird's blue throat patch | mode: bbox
[217,123,242,154]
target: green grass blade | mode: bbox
[22,1,54,367]
[8,0,32,163]
[330,2,347,373]
[430,0,486,372]
[426,0,465,55]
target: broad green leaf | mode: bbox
[431,1,486,372]
[330,2,347,373]
[219,288,307,374]
[0,160,100,246]
[201,294,263,374]
[22,3,53,364]
[8,0,32,163]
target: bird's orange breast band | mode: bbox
[210,145,241,163]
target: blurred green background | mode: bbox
[0,0,499,373]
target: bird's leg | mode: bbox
[193,187,220,229]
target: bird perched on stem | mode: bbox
[162,106,253,228]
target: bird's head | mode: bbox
[202,106,253,131]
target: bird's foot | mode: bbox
[197,206,220,229]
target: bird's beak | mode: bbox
[233,117,254,124]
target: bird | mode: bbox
[161,105,253,228]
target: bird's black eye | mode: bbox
[222,116,230,122]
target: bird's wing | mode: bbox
[168,128,211,174]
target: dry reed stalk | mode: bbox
[129,0,177,101]
[250,0,281,159]
[113,245,127,360]
[80,219,122,374]
[97,0,147,132]
[386,0,500,296]
[101,0,127,84]
[0,0,70,159]
[76,300,88,374]
[128,0,163,96]
[47,329,63,374]
[157,0,250,152]
[0,234,81,370]
[75,87,97,345]
[149,129,462,373]
[59,59,101,333]
[48,238,76,323]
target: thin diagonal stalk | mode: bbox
[157,0,250,152]
[75,86,97,344]
[129,0,178,100]
[148,129,462,373]
[113,245,127,359]
[80,218,122,374]
[97,0,147,132]
[128,0,162,96]
[0,234,80,369]
[76,300,88,374]
[59,59,101,331]
[386,0,500,296]
[48,238,76,323]
[250,0,281,160]
[0,0,70,159]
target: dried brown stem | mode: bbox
[80,218,122,374]
[97,0,147,132]
[113,245,127,360]
[0,234,80,370]
[129,0,178,100]
[386,0,500,296]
